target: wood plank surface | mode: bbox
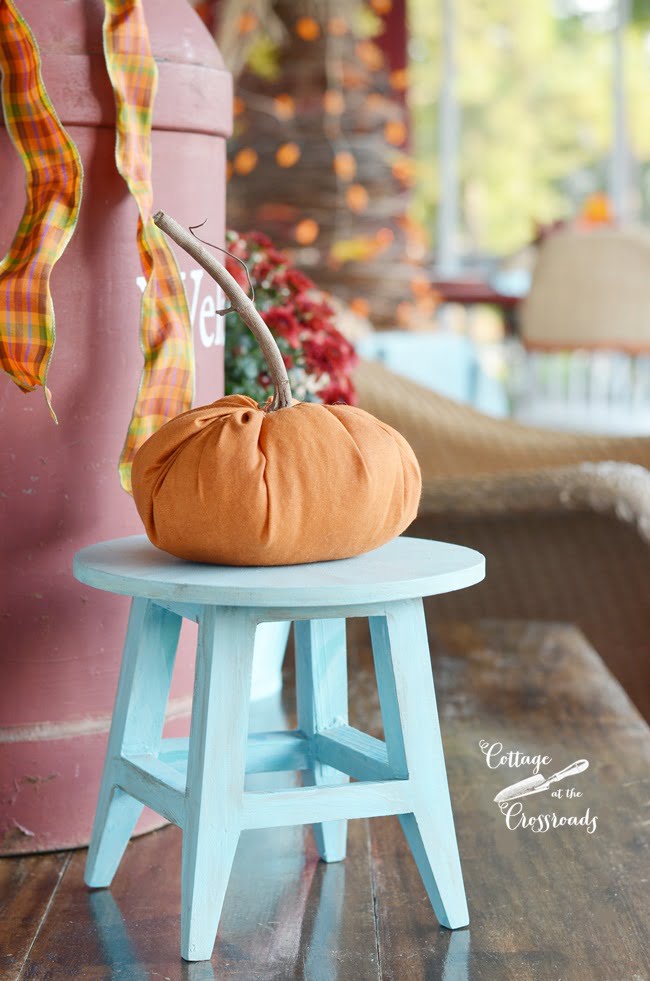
[9,812,379,979]
[1,619,648,979]
[365,620,650,981]
[0,852,69,979]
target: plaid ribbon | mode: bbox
[0,0,193,491]
[103,0,193,493]
[0,0,83,417]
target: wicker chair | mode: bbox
[513,226,650,433]
[355,359,650,721]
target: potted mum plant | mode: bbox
[224,229,358,407]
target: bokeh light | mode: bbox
[276,142,301,167]
[323,90,345,116]
[295,17,320,41]
[384,120,407,146]
[356,41,384,72]
[233,148,258,175]
[294,219,320,244]
[328,16,348,36]
[237,11,258,34]
[334,152,357,181]
[273,94,296,120]
[389,68,409,91]
[346,184,369,213]
[350,298,370,317]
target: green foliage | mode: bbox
[409,0,650,255]
[632,0,650,25]
[246,36,282,81]
[224,285,311,405]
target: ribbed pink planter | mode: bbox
[0,0,231,854]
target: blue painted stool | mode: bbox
[74,535,484,962]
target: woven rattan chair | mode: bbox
[513,226,650,433]
[355,359,650,721]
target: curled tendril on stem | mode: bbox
[188,219,255,316]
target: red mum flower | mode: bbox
[248,230,274,249]
[282,267,315,294]
[267,248,288,265]
[303,332,358,373]
[252,259,276,284]
[225,232,250,263]
[319,376,357,405]
[264,305,303,348]
[294,291,335,321]
[225,254,250,291]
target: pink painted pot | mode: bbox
[0,0,231,854]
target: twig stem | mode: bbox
[154,210,293,410]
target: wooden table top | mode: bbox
[2,618,648,979]
[432,278,523,309]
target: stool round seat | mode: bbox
[74,535,485,609]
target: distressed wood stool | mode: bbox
[74,534,485,961]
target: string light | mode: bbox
[410,275,432,298]
[294,219,320,244]
[392,157,416,185]
[334,152,357,181]
[328,16,348,36]
[273,94,295,120]
[233,148,258,175]
[237,11,258,34]
[323,90,345,115]
[384,120,407,146]
[225,1,416,328]
[366,93,390,112]
[295,16,320,41]
[389,68,409,91]
[376,227,394,247]
[356,41,384,71]
[276,142,301,167]
[346,184,369,213]
[350,298,370,317]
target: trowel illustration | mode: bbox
[494,759,589,803]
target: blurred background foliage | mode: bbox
[409,0,650,257]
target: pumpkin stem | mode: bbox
[153,211,293,411]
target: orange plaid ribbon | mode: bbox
[0,0,83,417]
[0,0,193,492]
[103,0,193,492]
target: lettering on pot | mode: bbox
[136,268,225,348]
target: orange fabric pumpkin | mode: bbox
[132,394,421,566]
[131,213,421,566]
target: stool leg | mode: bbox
[181,606,256,962]
[294,618,348,862]
[85,598,181,888]
[370,600,469,929]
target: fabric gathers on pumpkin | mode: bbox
[131,396,422,567]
